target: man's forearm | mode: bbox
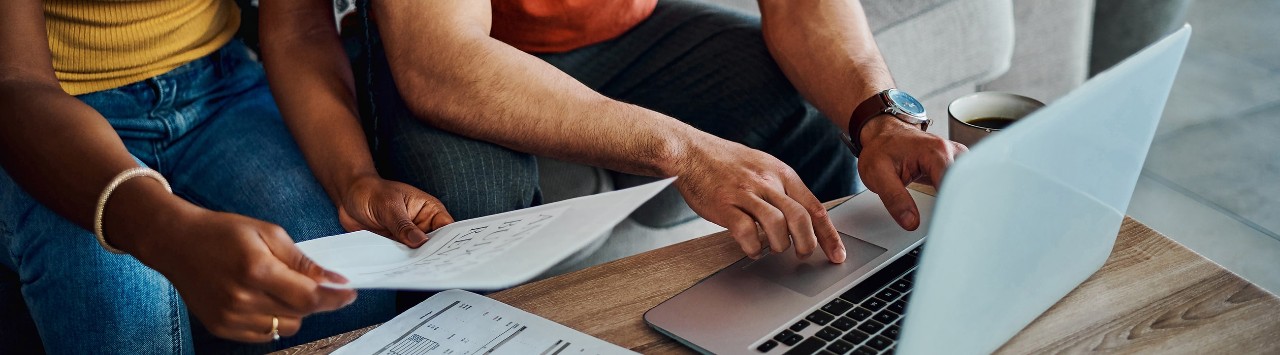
[372,0,704,178]
[259,0,381,203]
[759,0,897,132]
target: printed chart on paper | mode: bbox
[334,290,636,355]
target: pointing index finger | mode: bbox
[861,160,921,231]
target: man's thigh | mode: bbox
[536,0,858,200]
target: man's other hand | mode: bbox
[857,114,968,230]
[673,138,847,263]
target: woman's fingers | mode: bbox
[220,313,303,343]
[252,226,357,314]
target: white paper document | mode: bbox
[334,289,636,355]
[299,178,673,290]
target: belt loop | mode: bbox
[145,77,166,112]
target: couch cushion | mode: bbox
[979,0,1093,104]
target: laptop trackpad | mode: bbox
[742,233,887,297]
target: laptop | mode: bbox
[644,26,1191,355]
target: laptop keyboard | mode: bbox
[756,246,922,355]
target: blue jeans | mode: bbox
[0,40,395,353]
[353,0,858,222]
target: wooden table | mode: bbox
[280,192,1280,354]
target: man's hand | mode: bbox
[337,175,455,248]
[673,138,846,263]
[857,115,968,230]
[128,208,357,343]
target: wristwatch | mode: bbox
[842,88,930,157]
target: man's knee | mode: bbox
[388,151,538,220]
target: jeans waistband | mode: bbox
[74,39,262,142]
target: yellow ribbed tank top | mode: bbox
[43,0,241,95]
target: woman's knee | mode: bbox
[19,237,191,353]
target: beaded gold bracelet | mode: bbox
[93,167,172,254]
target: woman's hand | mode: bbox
[337,175,454,247]
[129,207,357,343]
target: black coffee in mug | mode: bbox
[948,92,1045,146]
[967,117,1017,130]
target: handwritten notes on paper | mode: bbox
[299,178,673,290]
[335,207,566,284]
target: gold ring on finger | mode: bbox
[270,316,280,341]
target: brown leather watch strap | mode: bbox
[847,91,890,157]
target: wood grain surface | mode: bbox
[277,193,1279,354]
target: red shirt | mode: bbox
[491,0,658,53]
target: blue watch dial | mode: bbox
[886,89,926,117]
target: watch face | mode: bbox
[887,89,926,117]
